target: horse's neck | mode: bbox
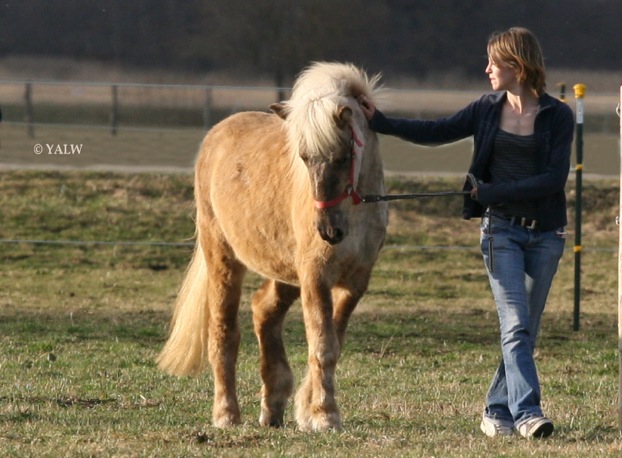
[290,155,314,204]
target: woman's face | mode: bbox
[485,58,519,92]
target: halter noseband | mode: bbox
[314,128,364,209]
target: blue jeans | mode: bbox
[480,215,566,426]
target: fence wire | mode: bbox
[0,238,614,253]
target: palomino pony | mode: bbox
[157,62,388,431]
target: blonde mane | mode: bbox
[282,62,382,174]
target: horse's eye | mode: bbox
[335,152,351,165]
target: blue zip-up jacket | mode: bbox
[369,91,574,231]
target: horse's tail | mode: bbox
[156,237,209,377]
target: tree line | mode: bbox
[1,0,620,86]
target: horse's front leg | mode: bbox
[295,283,342,432]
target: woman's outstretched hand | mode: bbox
[358,95,376,121]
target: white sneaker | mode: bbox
[480,414,514,437]
[516,416,554,438]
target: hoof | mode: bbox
[259,396,288,428]
[259,410,285,428]
[212,412,241,428]
[296,410,342,432]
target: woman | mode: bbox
[359,27,573,438]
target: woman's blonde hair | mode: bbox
[487,27,546,96]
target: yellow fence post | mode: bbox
[573,83,586,331]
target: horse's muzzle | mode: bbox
[316,209,348,245]
[318,225,346,245]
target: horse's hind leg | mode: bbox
[200,229,247,427]
[333,270,373,348]
[252,280,300,427]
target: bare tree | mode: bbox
[188,0,390,91]
[1,0,621,81]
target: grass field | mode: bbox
[1,170,621,456]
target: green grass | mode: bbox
[1,171,621,456]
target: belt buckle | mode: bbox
[521,217,537,230]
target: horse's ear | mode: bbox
[270,102,289,120]
[335,106,353,128]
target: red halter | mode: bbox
[314,128,364,209]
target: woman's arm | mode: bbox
[359,95,478,145]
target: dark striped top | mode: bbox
[489,129,538,219]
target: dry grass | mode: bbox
[1,171,621,457]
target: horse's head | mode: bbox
[271,62,381,246]
[272,101,365,245]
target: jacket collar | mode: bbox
[487,90,556,113]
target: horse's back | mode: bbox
[198,111,285,165]
[195,111,303,284]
